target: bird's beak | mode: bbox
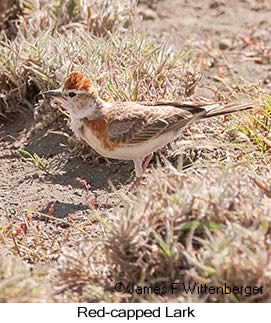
[43,89,63,97]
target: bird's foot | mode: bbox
[128,177,142,192]
[142,153,153,173]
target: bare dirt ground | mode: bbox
[1,0,271,303]
[1,0,271,218]
[142,0,271,88]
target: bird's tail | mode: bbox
[204,103,254,119]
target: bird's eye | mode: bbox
[68,92,76,98]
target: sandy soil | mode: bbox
[1,0,271,218]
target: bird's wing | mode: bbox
[107,102,206,145]
[107,101,254,145]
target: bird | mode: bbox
[44,71,255,182]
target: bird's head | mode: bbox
[44,71,100,119]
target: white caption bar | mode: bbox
[1,303,267,323]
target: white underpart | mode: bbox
[69,99,112,132]
[68,101,195,178]
[133,158,144,178]
[70,109,98,132]
[70,109,93,131]
[70,116,82,132]
[77,122,189,177]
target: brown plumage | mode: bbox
[64,71,93,92]
[44,71,256,180]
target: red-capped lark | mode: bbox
[44,71,255,182]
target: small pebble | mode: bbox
[219,39,231,50]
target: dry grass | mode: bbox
[1,0,271,303]
[55,166,271,302]
[0,0,206,119]
[0,0,133,118]
[0,247,51,302]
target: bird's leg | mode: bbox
[142,153,153,173]
[128,158,143,192]
[129,154,153,192]
[128,177,141,192]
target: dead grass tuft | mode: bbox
[0,0,135,120]
[188,223,271,302]
[238,95,271,152]
[0,0,23,41]
[1,0,271,304]
[0,248,50,302]
[52,165,271,302]
[56,245,114,302]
